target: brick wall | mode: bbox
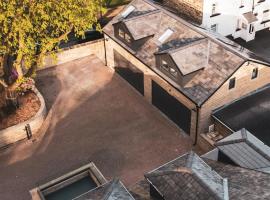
[41,39,105,69]
[161,0,203,24]
[105,34,198,142]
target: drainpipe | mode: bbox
[103,35,108,66]
[252,0,255,12]
[194,105,200,146]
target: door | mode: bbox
[114,50,144,95]
[152,81,191,134]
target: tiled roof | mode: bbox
[131,153,270,200]
[215,128,270,173]
[103,0,251,105]
[145,151,228,200]
[120,10,161,40]
[74,179,135,200]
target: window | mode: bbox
[263,10,270,20]
[242,23,247,29]
[125,34,131,43]
[211,24,218,32]
[229,78,236,89]
[158,29,174,43]
[169,68,178,77]
[240,0,244,7]
[119,28,125,38]
[236,19,241,31]
[212,3,217,15]
[251,68,258,79]
[161,60,169,71]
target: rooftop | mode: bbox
[203,128,270,173]
[74,179,135,200]
[213,84,270,146]
[145,151,228,200]
[103,0,269,105]
[131,152,270,200]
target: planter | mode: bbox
[0,87,47,149]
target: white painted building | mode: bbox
[202,0,270,42]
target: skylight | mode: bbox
[158,29,174,43]
[121,5,135,18]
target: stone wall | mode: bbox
[41,39,105,69]
[0,88,47,148]
[161,0,203,24]
[197,61,270,148]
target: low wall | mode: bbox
[0,88,47,148]
[41,38,105,69]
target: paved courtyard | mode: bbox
[0,55,194,200]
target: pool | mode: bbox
[30,162,107,200]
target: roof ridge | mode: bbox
[122,9,161,23]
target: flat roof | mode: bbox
[213,84,270,145]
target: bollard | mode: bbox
[25,124,32,140]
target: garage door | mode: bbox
[152,81,191,134]
[115,66,144,95]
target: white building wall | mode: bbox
[202,0,270,41]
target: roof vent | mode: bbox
[158,28,174,43]
[121,5,135,18]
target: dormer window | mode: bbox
[160,60,178,78]
[118,28,132,43]
[119,28,125,39]
[161,60,169,71]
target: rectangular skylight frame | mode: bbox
[121,5,135,18]
[158,28,174,43]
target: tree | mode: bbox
[0,0,102,93]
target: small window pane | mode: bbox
[161,60,169,71]
[211,24,218,32]
[169,68,178,77]
[125,34,131,43]
[229,78,236,89]
[119,29,125,38]
[252,68,258,79]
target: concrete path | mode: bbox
[0,55,193,200]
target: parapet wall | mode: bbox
[41,38,105,69]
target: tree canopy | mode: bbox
[0,0,102,88]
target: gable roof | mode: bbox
[145,151,228,200]
[215,128,270,173]
[103,0,270,105]
[73,179,135,200]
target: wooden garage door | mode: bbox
[114,51,144,95]
[115,67,144,95]
[152,81,191,134]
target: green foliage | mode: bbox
[0,0,103,82]
[15,77,35,95]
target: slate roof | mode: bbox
[131,153,270,200]
[243,12,258,23]
[74,179,135,200]
[215,128,270,173]
[145,151,229,200]
[213,84,270,146]
[103,0,270,105]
